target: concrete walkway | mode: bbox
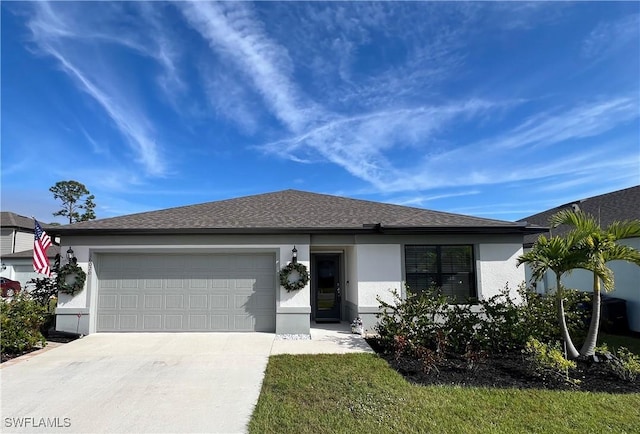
[0,324,372,434]
[271,322,374,354]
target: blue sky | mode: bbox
[2,2,638,224]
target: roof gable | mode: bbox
[53,189,540,235]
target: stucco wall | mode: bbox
[355,244,402,307]
[477,243,525,302]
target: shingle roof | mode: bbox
[0,212,37,230]
[519,185,640,246]
[52,189,542,235]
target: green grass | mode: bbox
[598,333,640,355]
[249,353,640,434]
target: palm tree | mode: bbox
[517,234,587,359]
[550,210,640,357]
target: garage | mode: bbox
[96,253,276,332]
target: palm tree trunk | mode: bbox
[556,277,580,359]
[580,274,601,356]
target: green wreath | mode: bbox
[279,262,309,292]
[57,263,87,295]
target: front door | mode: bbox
[313,254,341,322]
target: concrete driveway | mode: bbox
[1,333,275,434]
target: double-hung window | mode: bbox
[404,245,476,302]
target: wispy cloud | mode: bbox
[582,13,640,60]
[178,1,322,134]
[475,97,638,151]
[27,2,168,176]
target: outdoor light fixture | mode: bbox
[292,246,298,264]
[1,263,6,272]
[66,247,77,265]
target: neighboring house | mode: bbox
[50,190,544,335]
[0,212,59,288]
[1,246,62,289]
[1,212,37,256]
[519,186,640,332]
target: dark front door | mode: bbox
[313,254,341,322]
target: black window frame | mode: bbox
[404,244,477,302]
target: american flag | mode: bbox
[33,219,52,277]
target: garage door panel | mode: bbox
[143,315,162,330]
[211,315,229,330]
[211,295,229,309]
[97,253,276,332]
[119,315,138,329]
[98,315,117,330]
[144,278,163,289]
[120,295,139,309]
[144,295,163,309]
[166,295,184,309]
[189,294,208,309]
[99,295,117,309]
[188,315,208,330]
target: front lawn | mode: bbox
[249,353,640,434]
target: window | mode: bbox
[405,245,476,301]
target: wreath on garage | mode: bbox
[279,262,310,292]
[57,263,87,295]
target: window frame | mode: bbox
[404,244,477,302]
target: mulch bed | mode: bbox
[366,338,640,394]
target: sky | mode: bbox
[1,1,639,225]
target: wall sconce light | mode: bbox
[1,263,6,272]
[66,247,77,265]
[291,246,298,264]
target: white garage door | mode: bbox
[96,253,276,332]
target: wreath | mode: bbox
[57,263,87,295]
[279,262,309,292]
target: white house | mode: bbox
[49,190,543,335]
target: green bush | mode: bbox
[375,283,591,360]
[376,286,450,357]
[610,347,640,382]
[524,337,576,372]
[523,337,578,385]
[27,277,59,312]
[1,292,47,354]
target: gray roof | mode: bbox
[52,189,542,236]
[0,212,56,230]
[519,185,640,246]
[1,212,36,230]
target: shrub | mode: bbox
[376,286,450,356]
[0,292,47,354]
[27,277,59,312]
[441,302,484,354]
[610,347,640,382]
[523,337,578,385]
[375,283,592,362]
[476,286,524,353]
